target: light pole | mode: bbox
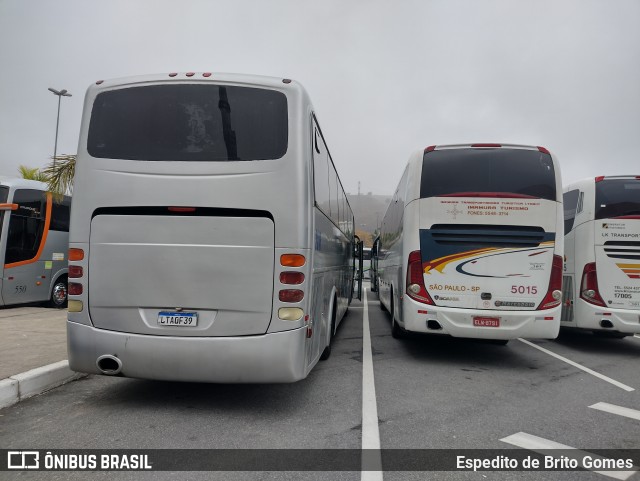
[48,87,72,167]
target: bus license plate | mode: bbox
[473,316,500,327]
[158,311,198,327]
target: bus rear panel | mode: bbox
[380,145,563,341]
[67,73,354,382]
[563,176,640,336]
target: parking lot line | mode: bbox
[589,402,640,421]
[361,288,383,481]
[501,432,638,480]
[518,338,635,392]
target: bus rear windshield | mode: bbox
[87,84,288,161]
[595,179,640,219]
[420,148,556,201]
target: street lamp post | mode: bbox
[48,87,72,167]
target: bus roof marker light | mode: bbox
[282,79,292,84]
[96,80,104,85]
[537,146,550,154]
[595,176,605,183]
[471,143,502,148]
[168,207,196,213]
[168,73,178,77]
[424,145,436,153]
[186,72,195,77]
[203,72,212,78]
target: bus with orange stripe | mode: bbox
[562,175,640,337]
[377,144,563,344]
[0,178,70,307]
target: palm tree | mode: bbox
[18,165,49,182]
[42,154,76,198]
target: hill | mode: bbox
[346,193,391,246]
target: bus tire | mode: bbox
[390,292,406,339]
[320,299,337,361]
[49,276,68,308]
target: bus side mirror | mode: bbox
[0,203,19,211]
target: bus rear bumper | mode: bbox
[401,299,560,340]
[67,321,308,383]
[572,301,640,334]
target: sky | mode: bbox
[0,0,638,195]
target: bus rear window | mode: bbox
[87,84,288,161]
[595,179,640,219]
[420,148,556,201]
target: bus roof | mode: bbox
[88,72,305,93]
[0,177,48,190]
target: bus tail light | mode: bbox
[279,289,304,303]
[580,262,606,307]
[68,283,83,296]
[68,266,83,278]
[69,248,84,261]
[280,254,305,267]
[406,251,434,305]
[538,255,563,310]
[280,272,305,284]
[68,300,83,312]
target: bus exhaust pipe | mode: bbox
[427,320,442,330]
[96,355,123,375]
[600,320,614,329]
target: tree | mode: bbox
[42,154,76,198]
[18,165,49,182]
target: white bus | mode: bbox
[0,177,69,308]
[378,144,563,344]
[67,73,360,383]
[562,175,640,338]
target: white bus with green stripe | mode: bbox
[378,144,563,344]
[562,176,640,338]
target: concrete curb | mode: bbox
[0,360,87,409]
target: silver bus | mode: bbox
[0,177,69,307]
[67,72,360,383]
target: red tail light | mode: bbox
[68,283,83,296]
[580,262,606,307]
[537,255,563,310]
[406,250,433,305]
[279,289,304,303]
[68,266,83,278]
[280,272,305,285]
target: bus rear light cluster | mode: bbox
[68,248,85,312]
[580,262,606,307]
[406,251,434,305]
[538,255,563,310]
[278,254,306,319]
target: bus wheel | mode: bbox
[320,300,337,361]
[390,294,405,339]
[49,276,68,308]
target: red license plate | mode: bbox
[473,316,500,327]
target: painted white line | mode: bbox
[361,288,383,481]
[501,432,638,480]
[518,338,635,392]
[589,402,640,421]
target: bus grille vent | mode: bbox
[429,224,546,248]
[603,241,640,260]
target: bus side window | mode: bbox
[563,189,580,233]
[50,196,71,232]
[6,189,46,264]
